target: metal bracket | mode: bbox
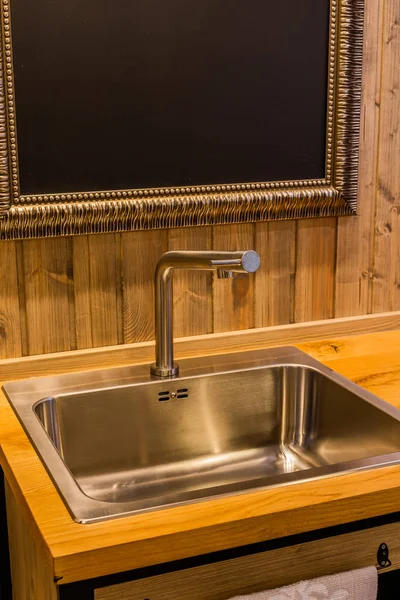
[377,543,392,570]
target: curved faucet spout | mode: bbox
[150,250,261,379]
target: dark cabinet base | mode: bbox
[378,571,400,599]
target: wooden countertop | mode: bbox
[1,314,400,585]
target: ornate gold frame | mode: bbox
[0,0,363,239]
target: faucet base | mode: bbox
[150,363,179,378]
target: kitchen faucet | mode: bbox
[150,250,261,378]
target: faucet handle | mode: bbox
[240,250,261,273]
[213,250,260,278]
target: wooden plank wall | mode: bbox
[0,0,398,359]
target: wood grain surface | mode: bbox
[0,242,22,359]
[295,219,336,323]
[1,326,400,584]
[371,0,400,313]
[335,0,385,318]
[96,522,400,599]
[168,227,213,338]
[255,221,296,327]
[0,0,398,358]
[5,481,58,600]
[212,224,256,333]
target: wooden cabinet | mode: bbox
[94,523,400,600]
[0,471,11,600]
[4,475,400,600]
[5,479,57,600]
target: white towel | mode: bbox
[230,566,378,600]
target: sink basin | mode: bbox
[4,346,400,523]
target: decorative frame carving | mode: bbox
[0,0,364,239]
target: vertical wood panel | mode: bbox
[335,0,385,317]
[122,230,168,343]
[15,241,29,356]
[168,227,213,338]
[295,219,337,323]
[73,236,93,349]
[0,241,22,358]
[213,224,256,333]
[86,234,122,348]
[255,221,296,327]
[21,237,74,355]
[371,0,400,312]
[254,223,269,328]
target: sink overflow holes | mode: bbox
[158,388,188,401]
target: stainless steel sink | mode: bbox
[4,346,400,523]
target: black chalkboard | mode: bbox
[11,0,329,196]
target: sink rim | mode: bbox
[4,346,400,524]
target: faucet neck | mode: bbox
[151,263,178,378]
